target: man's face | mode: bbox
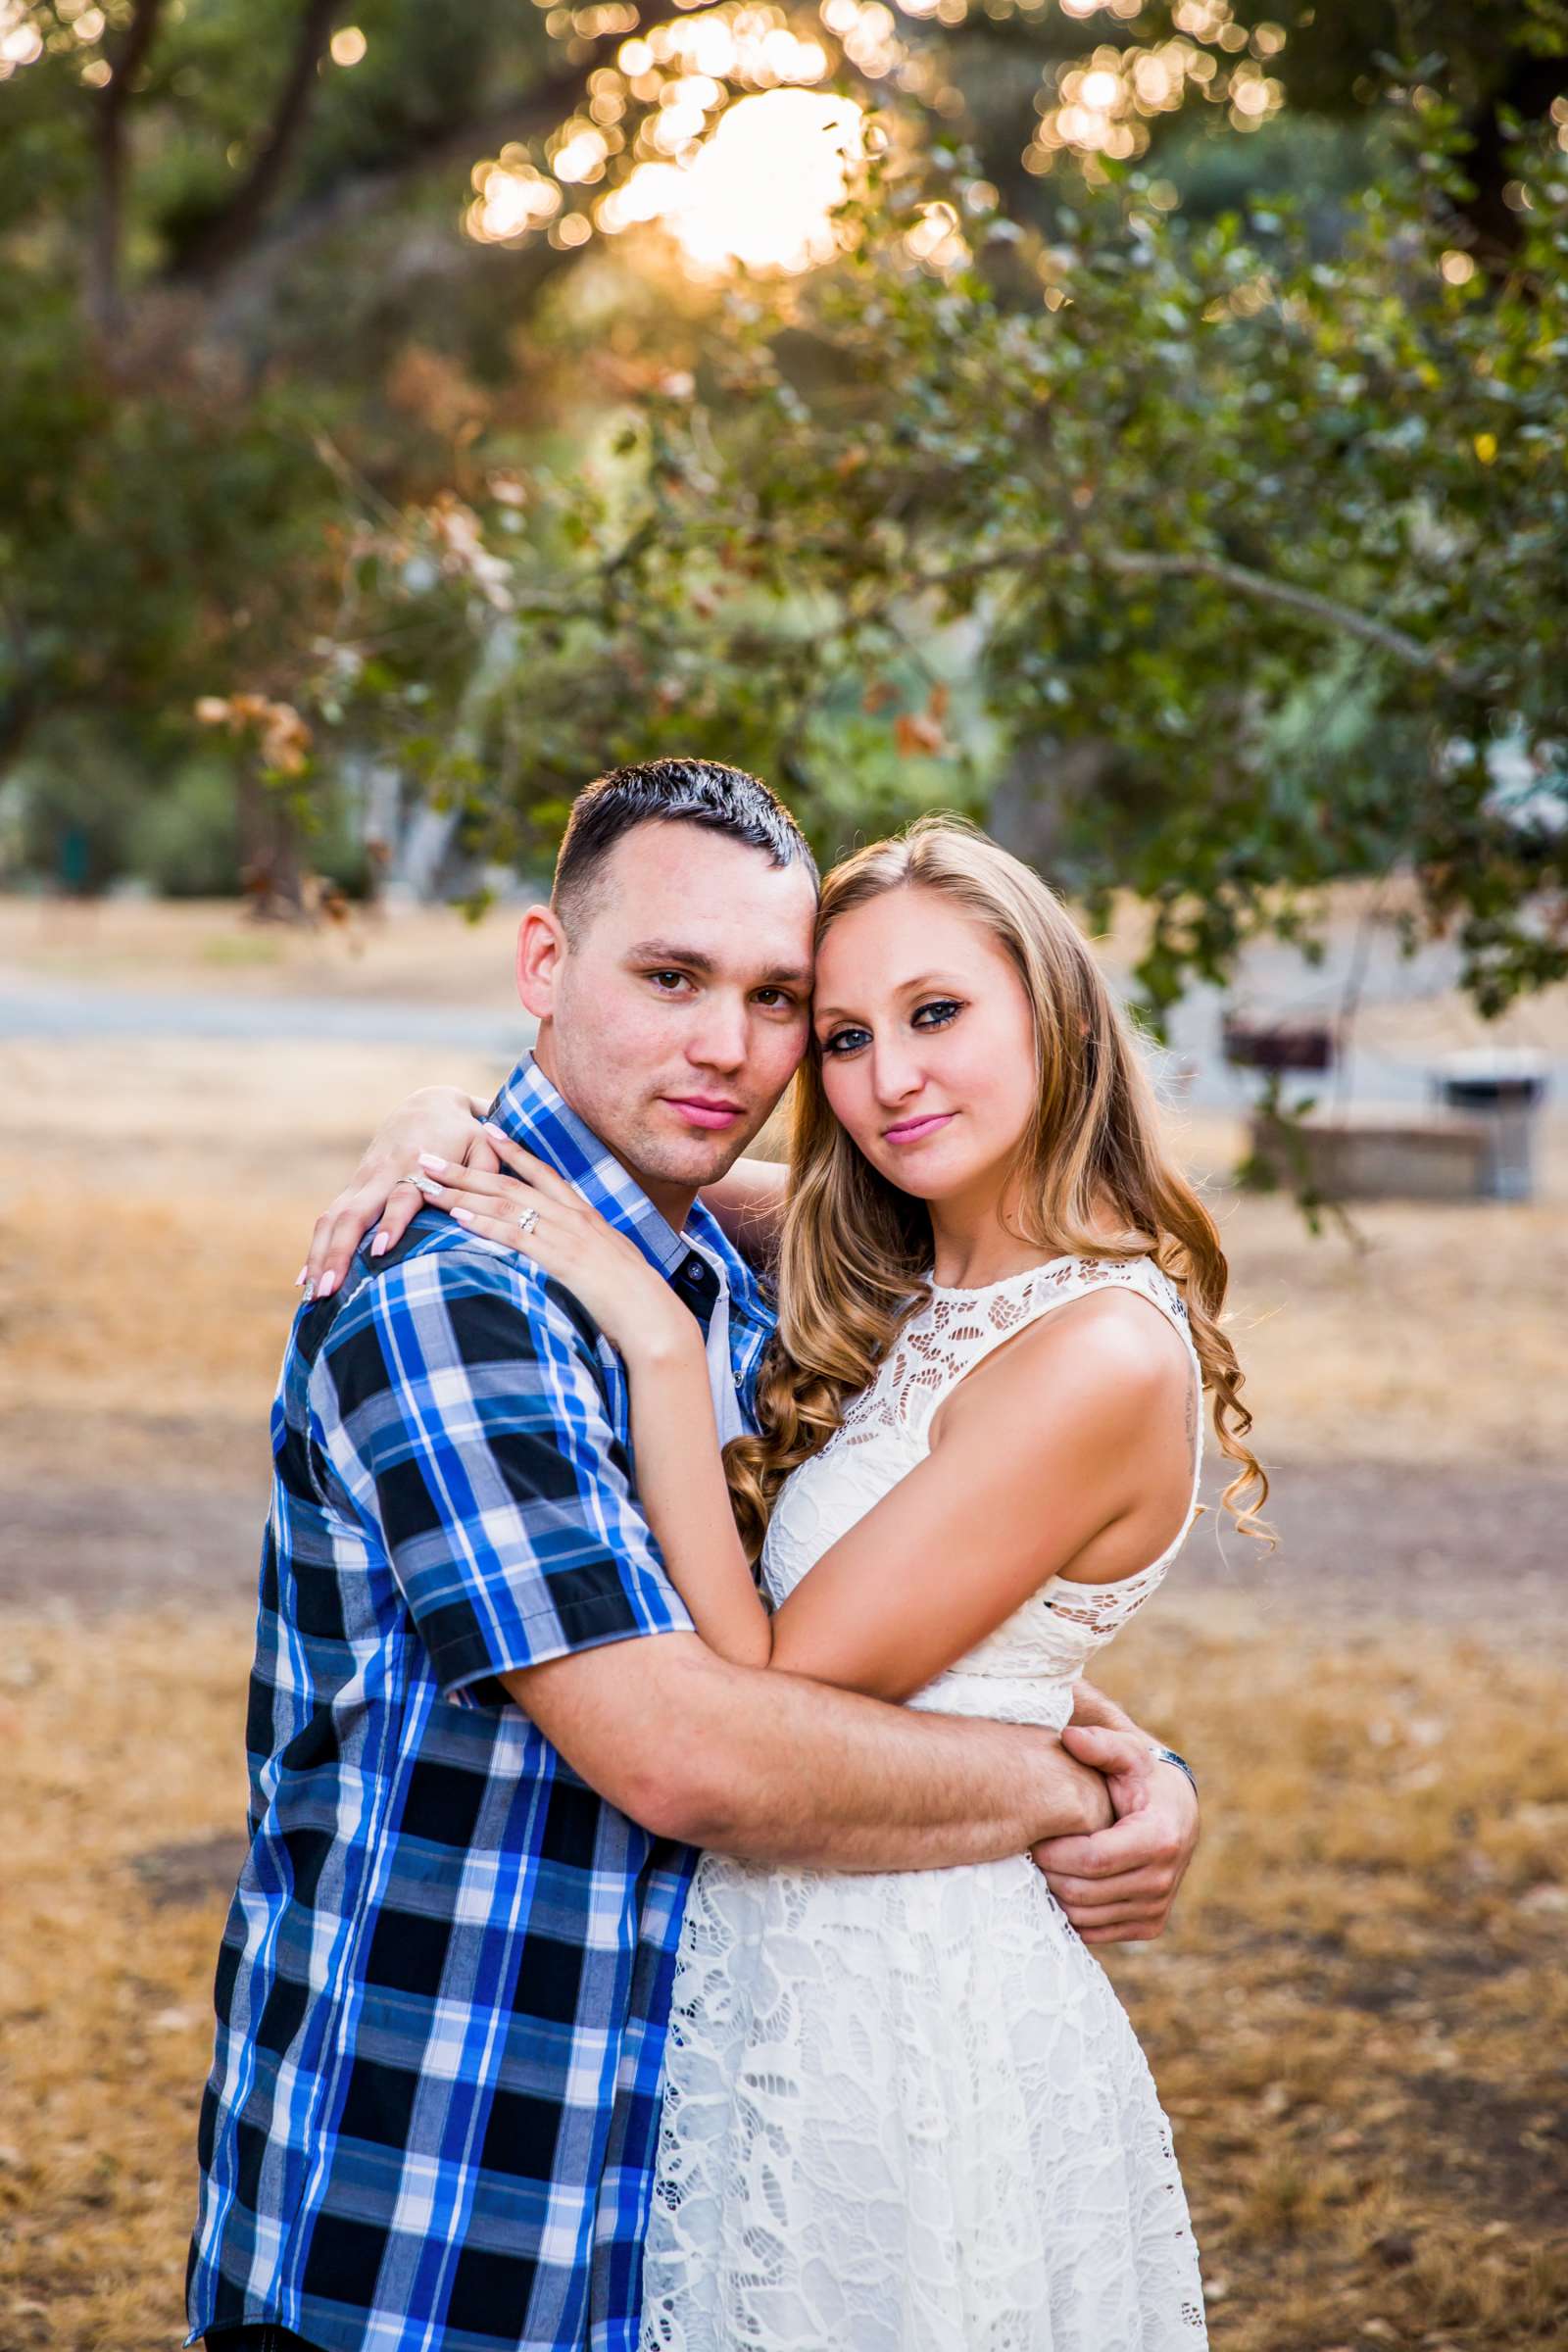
[527,821,817,1208]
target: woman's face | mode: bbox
[812,883,1041,1206]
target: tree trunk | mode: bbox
[82,0,166,348]
[236,764,305,917]
[1461,48,1567,264]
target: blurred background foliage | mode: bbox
[1,0,1565,1014]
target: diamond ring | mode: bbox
[516,1206,540,1237]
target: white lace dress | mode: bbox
[639,1254,1209,2352]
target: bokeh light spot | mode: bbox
[602,87,863,273]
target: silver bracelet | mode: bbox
[1148,1741,1198,1794]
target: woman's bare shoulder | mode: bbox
[939,1280,1192,1445]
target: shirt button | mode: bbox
[682,1255,714,1288]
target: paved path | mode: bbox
[0,981,528,1054]
[6,913,1562,1111]
[6,1460,1563,1638]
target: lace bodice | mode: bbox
[759,1253,1203,1730]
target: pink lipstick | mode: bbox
[882,1111,955,1147]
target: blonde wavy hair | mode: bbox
[723,815,1269,1557]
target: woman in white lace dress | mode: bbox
[423,817,1268,2351]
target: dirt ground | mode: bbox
[2,899,1566,2352]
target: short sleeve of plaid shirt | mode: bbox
[313,1236,693,1698]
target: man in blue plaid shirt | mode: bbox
[189,760,1200,2352]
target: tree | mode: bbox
[293,88,1568,1020]
[1,0,1563,969]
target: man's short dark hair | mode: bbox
[552,758,818,937]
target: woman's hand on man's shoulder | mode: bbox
[303,1086,493,1299]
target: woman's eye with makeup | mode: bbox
[912,998,963,1030]
[821,1025,872,1057]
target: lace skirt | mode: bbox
[637,1847,1207,2352]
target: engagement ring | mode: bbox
[516,1207,540,1237]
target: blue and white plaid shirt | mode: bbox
[188,1057,776,2352]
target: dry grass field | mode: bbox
[2,898,1566,2352]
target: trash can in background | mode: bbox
[1432,1051,1548,1200]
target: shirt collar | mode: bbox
[485,1054,689,1278]
[485,1056,776,1340]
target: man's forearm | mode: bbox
[513,1638,1108,1873]
[683,1661,1106,1870]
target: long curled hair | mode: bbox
[723,815,1269,1556]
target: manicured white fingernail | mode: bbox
[317,1270,338,1299]
[418,1152,446,1171]
[294,1266,309,1287]
[370,1231,390,1257]
[452,1207,474,1224]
